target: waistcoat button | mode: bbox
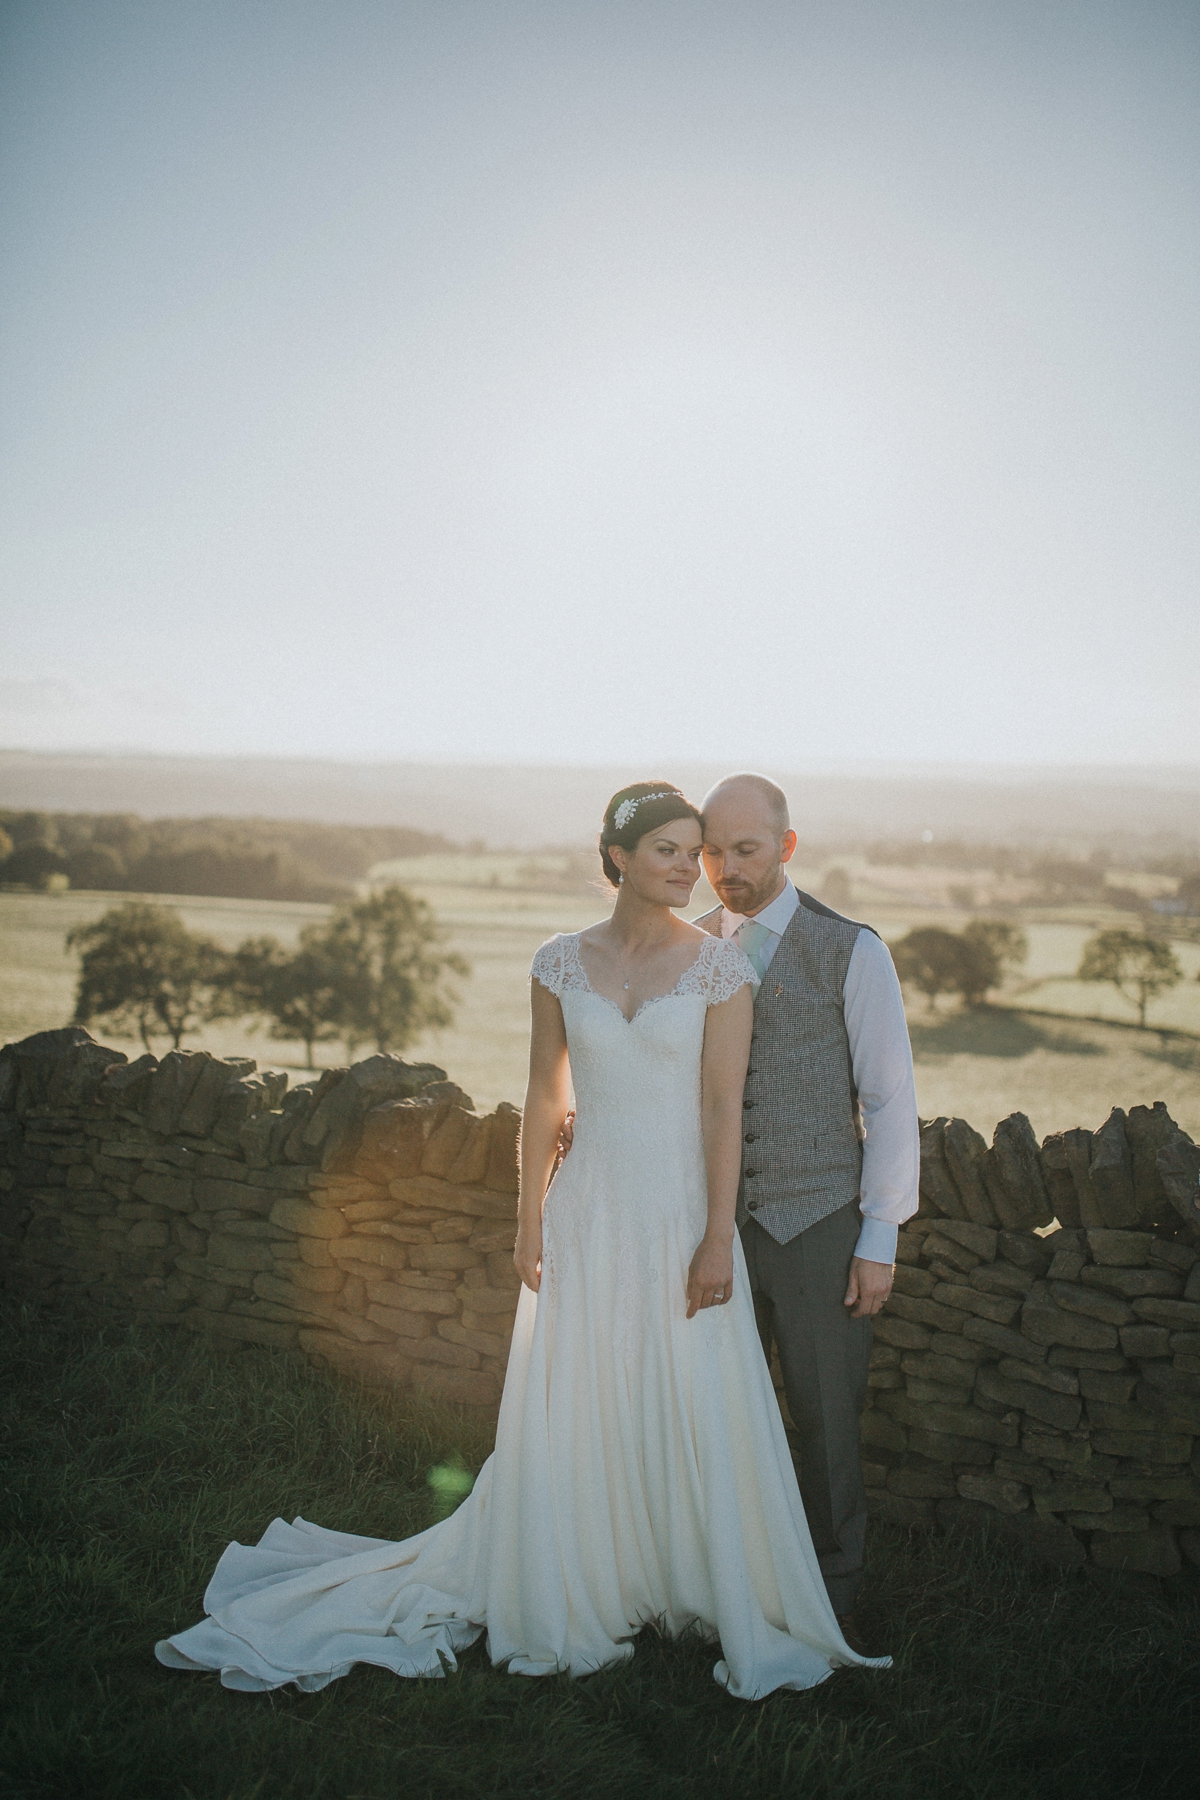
[747,1199,761,1211]
[745,1168,758,1178]
[742,1099,755,1110]
[743,1133,756,1144]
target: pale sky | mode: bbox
[2,0,1198,770]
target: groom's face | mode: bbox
[701,792,796,916]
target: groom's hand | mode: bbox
[844,1256,893,1319]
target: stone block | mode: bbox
[868,1369,903,1390]
[1090,1430,1192,1464]
[866,1489,936,1526]
[1077,1368,1137,1403]
[421,1107,475,1178]
[905,1376,974,1407]
[963,1317,1048,1363]
[1081,1265,1182,1300]
[269,1198,349,1239]
[860,1410,908,1455]
[483,1104,521,1193]
[883,1395,1018,1447]
[144,1051,209,1136]
[194,1179,273,1216]
[329,1237,408,1269]
[970,1262,1035,1299]
[1119,1324,1171,1359]
[887,1293,967,1334]
[901,1352,980,1389]
[956,1472,1030,1514]
[997,1356,1078,1395]
[1089,1526,1181,1577]
[407,1242,485,1272]
[1021,1300,1118,1352]
[1083,1506,1152,1533]
[366,1279,457,1315]
[891,1263,937,1298]
[993,1454,1053,1491]
[974,1365,1082,1431]
[131,1173,193,1213]
[366,1303,435,1340]
[206,1233,277,1272]
[1034,1481,1111,1515]
[1131,1297,1200,1329]
[987,1114,1054,1231]
[933,1283,1021,1327]
[296,1236,335,1267]
[453,1282,520,1314]
[387,1175,517,1222]
[1087,1229,1154,1267]
[873,1315,933,1351]
[861,1460,892,1489]
[438,1317,507,1358]
[1152,1497,1200,1527]
[1049,1280,1134,1326]
[447,1115,494,1186]
[1089,1110,1139,1229]
[942,1118,999,1229]
[1021,1428,1096,1473]
[870,1342,901,1368]
[1136,1383,1200,1433]
[919,1117,966,1219]
[929,1331,986,1363]
[1149,1238,1198,1274]
[126,1220,170,1248]
[922,1229,981,1273]
[1181,1529,1200,1567]
[461,1307,514,1339]
[1110,1471,1197,1502]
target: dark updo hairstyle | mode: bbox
[599,781,703,889]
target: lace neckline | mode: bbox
[565,932,714,1025]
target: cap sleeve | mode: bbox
[703,936,759,1006]
[530,934,567,996]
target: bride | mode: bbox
[156,782,887,1698]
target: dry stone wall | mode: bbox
[3,1027,1200,1578]
[863,1106,1200,1578]
[0,1029,522,1409]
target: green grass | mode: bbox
[2,1302,1198,1800]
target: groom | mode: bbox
[696,774,918,1638]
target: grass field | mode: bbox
[2,1300,1197,1800]
[2,875,1198,1139]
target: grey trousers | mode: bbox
[740,1202,872,1616]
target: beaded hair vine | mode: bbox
[612,791,675,831]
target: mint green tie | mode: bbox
[735,919,772,982]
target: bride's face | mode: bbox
[614,817,704,908]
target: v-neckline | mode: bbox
[571,933,709,1025]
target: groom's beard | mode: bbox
[710,869,784,917]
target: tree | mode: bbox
[3,842,70,890]
[66,901,226,1050]
[959,919,1029,1005]
[1077,928,1183,1028]
[891,927,978,1012]
[820,867,853,911]
[319,885,469,1054]
[222,931,346,1070]
[65,842,127,891]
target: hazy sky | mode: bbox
[2,0,1198,771]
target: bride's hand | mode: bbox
[514,1223,543,1293]
[686,1234,734,1318]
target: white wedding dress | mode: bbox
[156,931,884,1699]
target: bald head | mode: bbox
[700,774,796,917]
[701,773,790,835]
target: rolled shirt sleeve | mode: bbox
[843,930,919,1265]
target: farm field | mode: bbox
[2,874,1198,1140]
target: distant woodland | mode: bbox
[0,810,453,902]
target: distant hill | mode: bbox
[1,749,1198,853]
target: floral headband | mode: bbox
[612,791,675,831]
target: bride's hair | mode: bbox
[599,782,703,888]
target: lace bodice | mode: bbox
[531,930,758,1020]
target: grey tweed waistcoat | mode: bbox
[698,889,869,1245]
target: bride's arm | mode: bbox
[514,979,572,1292]
[689,984,754,1318]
